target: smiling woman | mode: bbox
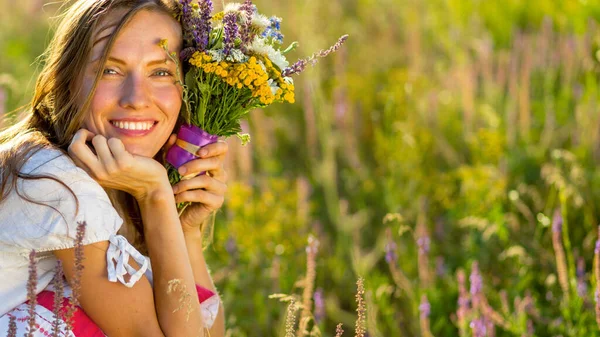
[0,1,227,337]
[80,9,183,158]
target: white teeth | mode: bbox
[111,121,154,131]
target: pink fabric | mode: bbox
[196,284,215,303]
[34,290,104,337]
[25,285,215,336]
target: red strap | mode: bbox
[35,290,105,337]
[196,284,216,303]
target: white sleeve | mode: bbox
[0,149,123,252]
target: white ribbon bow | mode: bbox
[106,234,150,288]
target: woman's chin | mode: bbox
[123,145,156,158]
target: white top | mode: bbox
[0,147,133,316]
[0,147,219,329]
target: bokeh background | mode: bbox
[3,0,600,336]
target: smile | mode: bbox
[109,120,158,136]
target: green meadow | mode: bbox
[3,0,600,336]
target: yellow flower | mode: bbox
[158,39,168,49]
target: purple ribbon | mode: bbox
[166,124,218,170]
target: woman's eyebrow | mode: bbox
[91,56,173,66]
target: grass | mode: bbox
[4,0,600,336]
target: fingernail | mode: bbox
[199,149,208,157]
[179,167,187,175]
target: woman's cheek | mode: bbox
[153,84,183,120]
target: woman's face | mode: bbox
[79,9,182,158]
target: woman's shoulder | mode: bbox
[21,146,82,177]
[0,146,123,252]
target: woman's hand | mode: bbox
[164,134,229,233]
[68,129,172,202]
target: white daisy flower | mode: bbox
[224,3,242,13]
[248,38,289,70]
[251,13,271,32]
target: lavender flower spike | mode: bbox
[223,12,239,55]
[239,0,255,49]
[282,35,349,77]
[469,262,482,296]
[197,0,213,51]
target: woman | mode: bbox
[0,0,227,336]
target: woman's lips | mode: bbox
[109,120,158,137]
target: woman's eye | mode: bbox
[102,68,118,76]
[154,69,173,77]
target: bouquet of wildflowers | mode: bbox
[163,0,348,209]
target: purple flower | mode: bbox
[435,256,447,276]
[469,262,482,296]
[417,236,431,254]
[225,236,238,257]
[282,58,308,77]
[385,240,397,264]
[551,209,562,233]
[470,319,487,337]
[314,288,325,324]
[223,12,239,55]
[178,0,212,60]
[595,240,600,255]
[196,0,213,50]
[239,0,255,49]
[282,35,349,77]
[576,257,587,297]
[419,295,431,318]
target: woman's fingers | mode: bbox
[174,188,225,209]
[172,174,227,195]
[68,129,100,171]
[178,141,228,180]
[195,140,228,158]
[92,135,117,176]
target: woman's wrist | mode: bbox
[136,181,174,207]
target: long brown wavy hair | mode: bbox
[0,0,181,254]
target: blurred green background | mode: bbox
[3,0,600,336]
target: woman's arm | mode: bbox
[139,187,206,336]
[54,186,207,337]
[184,228,225,336]
[54,131,208,336]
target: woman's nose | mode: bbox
[119,74,150,110]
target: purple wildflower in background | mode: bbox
[385,240,397,264]
[576,257,587,298]
[470,319,487,337]
[552,209,562,233]
[470,262,482,296]
[435,256,447,276]
[282,35,349,77]
[223,12,239,55]
[595,239,600,255]
[314,288,325,324]
[419,295,431,318]
[225,236,238,258]
[417,236,431,254]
